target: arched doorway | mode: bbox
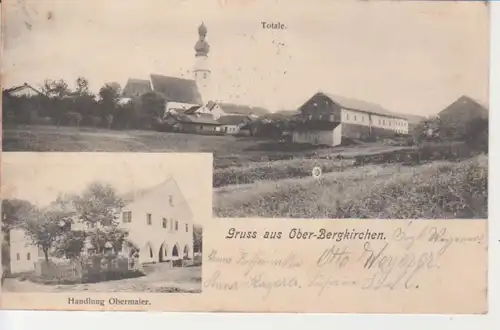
[140,242,155,264]
[183,245,190,260]
[172,244,179,259]
[158,242,168,263]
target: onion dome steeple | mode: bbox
[195,22,210,57]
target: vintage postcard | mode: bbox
[1,0,489,313]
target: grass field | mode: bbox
[214,155,488,218]
[3,125,488,219]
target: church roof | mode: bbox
[150,74,202,104]
[122,78,152,97]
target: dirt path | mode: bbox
[3,264,201,293]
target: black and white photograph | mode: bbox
[1,153,210,293]
[2,0,489,219]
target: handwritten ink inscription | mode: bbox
[205,225,485,299]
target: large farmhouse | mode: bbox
[9,179,194,274]
[292,92,409,147]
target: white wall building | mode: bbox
[8,179,195,274]
[292,91,409,147]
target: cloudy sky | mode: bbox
[1,153,212,225]
[2,0,489,115]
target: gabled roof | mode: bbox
[304,91,405,119]
[150,74,202,104]
[184,101,221,115]
[183,105,203,115]
[4,83,45,97]
[438,95,489,121]
[218,115,251,125]
[121,177,193,222]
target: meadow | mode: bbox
[214,155,488,218]
[3,125,488,219]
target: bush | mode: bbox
[213,158,354,187]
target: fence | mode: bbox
[34,260,83,282]
[34,253,144,284]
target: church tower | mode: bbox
[194,22,211,103]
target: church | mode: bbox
[122,23,218,115]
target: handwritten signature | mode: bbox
[204,225,485,299]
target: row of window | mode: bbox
[304,112,408,129]
[344,113,366,123]
[123,211,189,232]
[306,114,335,121]
[16,252,31,261]
[343,113,407,128]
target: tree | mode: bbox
[73,77,97,122]
[465,117,488,153]
[99,84,121,128]
[1,199,36,233]
[22,208,74,262]
[75,76,90,95]
[41,79,71,126]
[88,226,129,254]
[141,91,166,119]
[193,225,203,253]
[41,79,70,99]
[71,182,128,254]
[53,230,87,260]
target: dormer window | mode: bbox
[146,213,152,225]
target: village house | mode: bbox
[8,179,195,274]
[164,112,222,134]
[218,115,253,135]
[182,101,226,120]
[2,83,47,123]
[292,91,409,147]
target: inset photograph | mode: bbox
[1,153,210,293]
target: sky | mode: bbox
[2,0,490,116]
[1,153,213,225]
